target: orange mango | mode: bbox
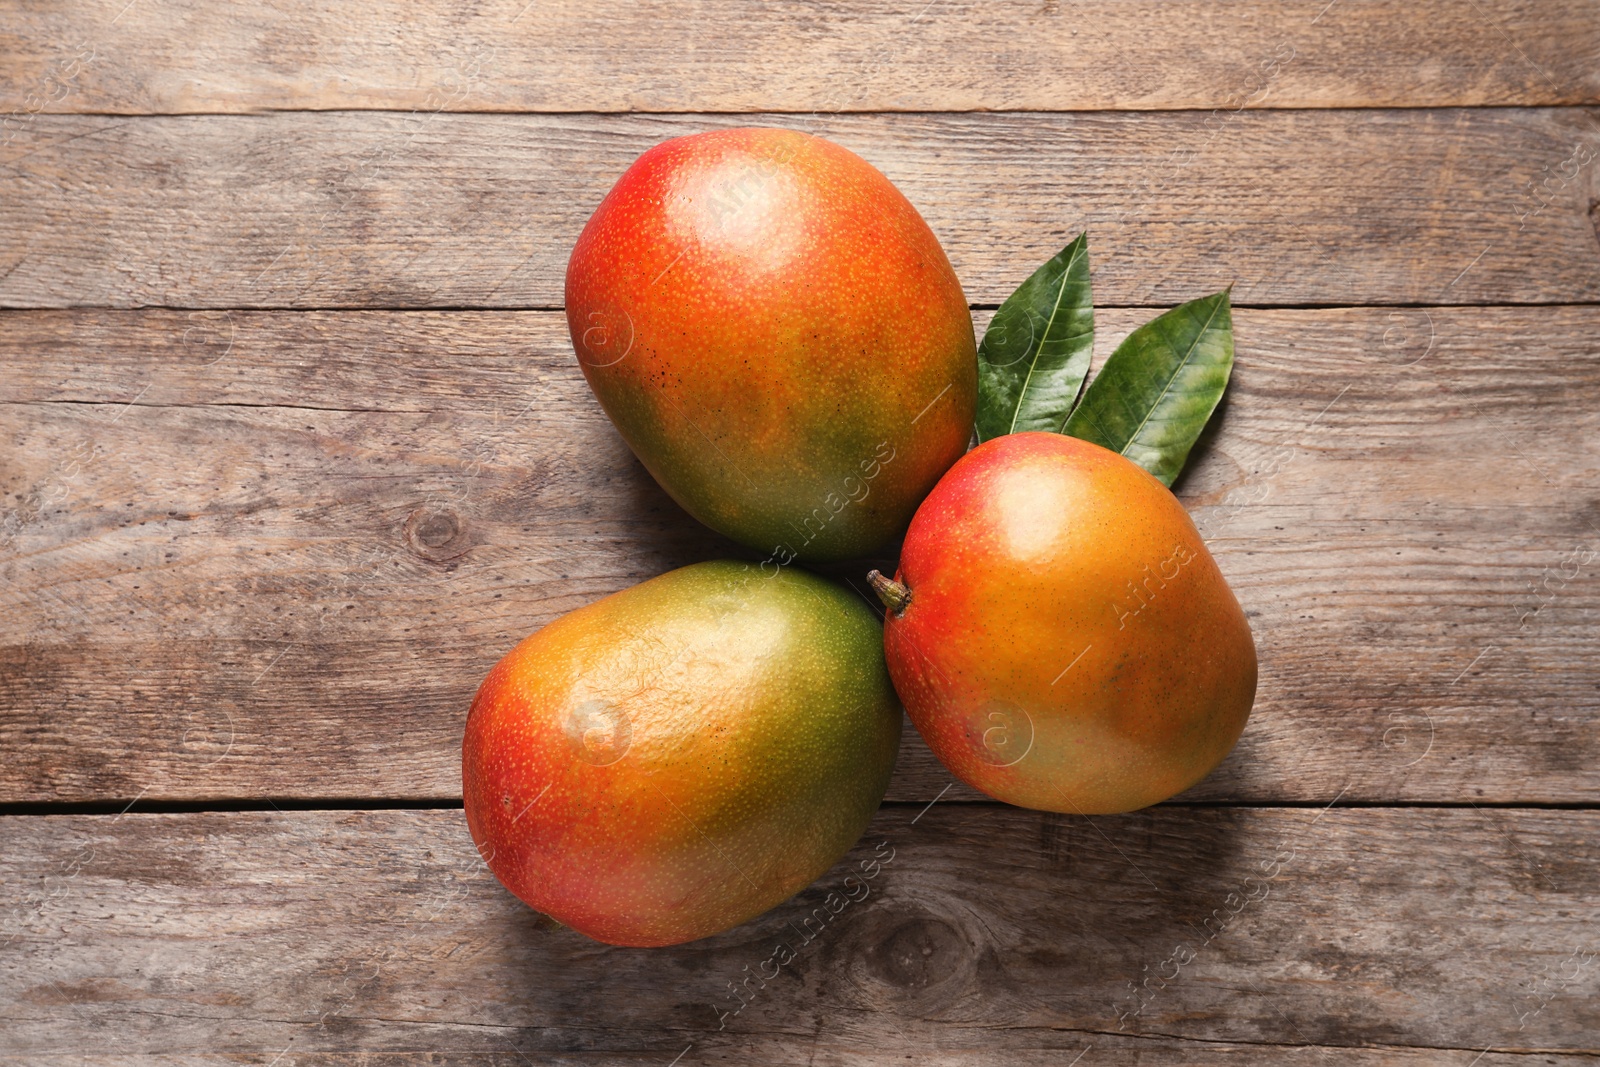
[463,561,901,946]
[566,127,975,562]
[873,432,1256,814]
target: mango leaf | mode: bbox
[975,233,1094,442]
[1063,289,1234,486]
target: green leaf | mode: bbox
[1063,290,1234,486]
[975,233,1094,443]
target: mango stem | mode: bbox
[866,570,912,616]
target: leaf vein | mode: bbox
[1116,295,1227,459]
[1007,241,1087,437]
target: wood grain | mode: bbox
[4,109,1600,310]
[3,807,1596,1061]
[3,4,1595,1065]
[2,306,1596,805]
[4,0,1599,115]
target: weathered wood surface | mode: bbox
[3,306,1596,805]
[3,2,1597,1064]
[5,109,1600,310]
[4,807,1596,1061]
[6,0,1599,115]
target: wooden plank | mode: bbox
[3,807,1596,1061]
[4,0,1599,116]
[3,109,1600,309]
[2,306,1597,805]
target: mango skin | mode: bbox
[565,127,976,563]
[882,433,1256,814]
[461,561,902,947]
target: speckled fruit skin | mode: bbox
[882,433,1257,815]
[461,560,902,947]
[565,127,976,563]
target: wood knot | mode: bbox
[860,914,971,995]
[841,899,984,1013]
[404,504,470,561]
[871,917,962,988]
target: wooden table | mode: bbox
[4,1,1599,1062]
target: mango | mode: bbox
[566,127,976,563]
[870,432,1256,814]
[462,561,902,946]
